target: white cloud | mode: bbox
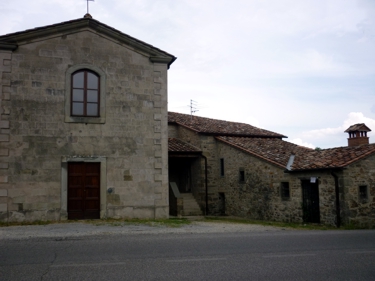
[2,0,375,152]
[290,138,316,149]
[291,112,375,148]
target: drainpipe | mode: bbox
[331,171,341,228]
[201,155,208,215]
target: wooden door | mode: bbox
[301,180,320,223]
[68,162,100,220]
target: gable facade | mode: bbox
[0,16,175,222]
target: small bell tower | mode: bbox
[345,123,371,147]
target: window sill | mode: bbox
[65,116,105,124]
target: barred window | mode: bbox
[239,168,245,183]
[359,185,368,201]
[281,182,290,199]
[220,158,225,177]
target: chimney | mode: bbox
[344,123,371,147]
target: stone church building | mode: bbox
[0,15,175,221]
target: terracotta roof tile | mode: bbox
[291,143,375,171]
[168,112,286,138]
[344,123,371,132]
[168,138,201,153]
[217,136,375,171]
[216,136,311,168]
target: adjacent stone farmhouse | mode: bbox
[168,112,375,228]
[0,14,176,222]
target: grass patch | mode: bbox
[203,216,338,230]
[0,218,191,228]
[0,220,73,227]
[93,218,191,228]
[0,216,371,230]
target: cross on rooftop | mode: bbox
[86,0,94,14]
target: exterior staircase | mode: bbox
[181,193,203,216]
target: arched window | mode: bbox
[71,70,100,117]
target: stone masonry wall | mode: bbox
[1,29,169,222]
[343,154,375,228]
[0,50,12,220]
[217,142,302,222]
[217,142,340,226]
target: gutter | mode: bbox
[201,154,208,215]
[285,167,344,173]
[331,171,341,228]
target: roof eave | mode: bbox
[0,42,18,51]
[0,18,176,65]
[285,167,345,173]
[202,132,286,138]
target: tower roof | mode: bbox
[344,123,371,133]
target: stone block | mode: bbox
[0,91,10,100]
[0,163,8,169]
[0,176,8,183]
[154,150,162,158]
[0,121,9,129]
[155,206,168,219]
[154,174,163,182]
[133,207,154,219]
[154,162,162,169]
[0,189,7,196]
[0,203,7,212]
[0,135,9,142]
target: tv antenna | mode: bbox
[86,0,94,14]
[190,100,199,120]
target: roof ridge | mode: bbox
[168,111,287,138]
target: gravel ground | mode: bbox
[0,219,289,240]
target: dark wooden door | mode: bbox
[68,162,100,220]
[301,180,320,223]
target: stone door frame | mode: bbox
[61,156,107,220]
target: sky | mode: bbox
[1,0,375,149]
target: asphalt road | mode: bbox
[1,229,375,280]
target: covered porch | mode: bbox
[168,138,203,216]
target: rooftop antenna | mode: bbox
[86,0,94,14]
[190,100,198,120]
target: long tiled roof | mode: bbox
[217,136,375,171]
[217,136,312,168]
[290,144,375,171]
[169,112,375,170]
[168,138,201,153]
[168,112,286,138]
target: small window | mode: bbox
[220,158,225,176]
[281,182,290,199]
[359,185,368,201]
[71,70,100,117]
[239,168,245,183]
